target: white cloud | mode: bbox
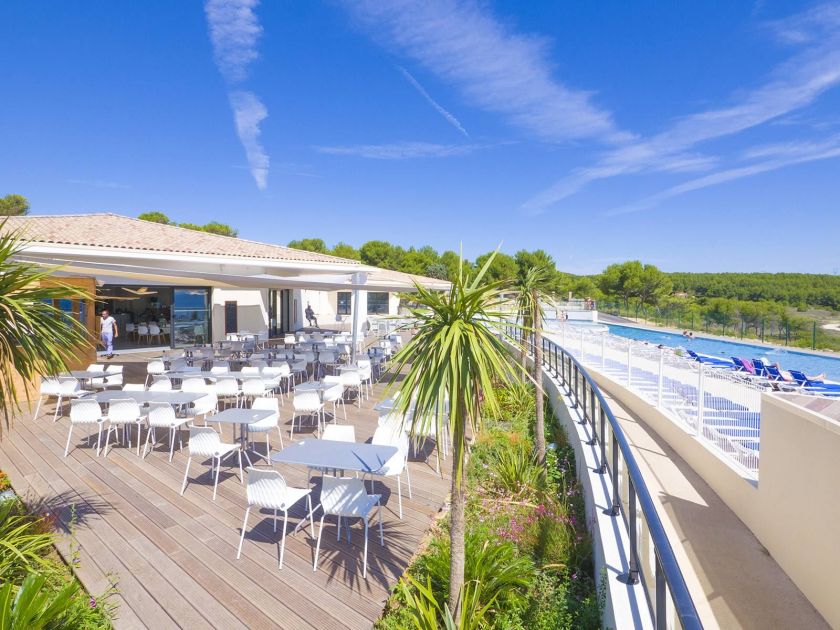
[230,91,269,189]
[204,0,263,83]
[343,0,627,144]
[522,2,840,213]
[398,67,468,137]
[204,0,270,190]
[316,141,480,159]
[608,134,840,216]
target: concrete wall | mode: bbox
[211,288,269,341]
[589,369,840,628]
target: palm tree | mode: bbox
[512,264,555,466]
[0,222,90,434]
[388,252,518,619]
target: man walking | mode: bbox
[100,309,118,359]
[304,303,319,328]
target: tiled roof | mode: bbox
[0,213,359,265]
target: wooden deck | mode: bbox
[1,353,449,629]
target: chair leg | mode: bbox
[397,476,403,520]
[378,501,384,545]
[307,495,314,533]
[363,520,369,578]
[103,425,113,457]
[237,450,244,483]
[32,396,43,421]
[64,425,74,457]
[169,428,176,462]
[213,457,221,500]
[237,505,251,559]
[180,457,191,495]
[53,395,63,422]
[405,466,412,499]
[142,427,154,459]
[313,514,326,571]
[279,510,288,569]
[95,425,103,456]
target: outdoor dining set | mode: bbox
[32,330,428,577]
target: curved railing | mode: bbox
[508,325,703,630]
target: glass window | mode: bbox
[172,288,211,347]
[367,292,389,315]
[337,292,351,315]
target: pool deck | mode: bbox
[2,352,450,629]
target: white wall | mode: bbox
[211,288,268,341]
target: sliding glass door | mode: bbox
[172,288,211,347]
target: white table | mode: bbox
[271,439,397,474]
[206,407,274,463]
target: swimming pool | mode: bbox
[606,323,840,382]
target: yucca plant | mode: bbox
[397,575,492,630]
[0,500,54,583]
[0,221,89,435]
[0,571,79,630]
[486,444,545,496]
[388,250,519,618]
[511,264,556,465]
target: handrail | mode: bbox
[509,326,703,630]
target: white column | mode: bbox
[349,274,368,363]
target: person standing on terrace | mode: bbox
[99,309,118,359]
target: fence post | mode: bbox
[627,482,640,584]
[626,346,632,386]
[697,363,705,438]
[657,348,664,409]
[601,333,606,369]
[599,409,607,473]
[611,433,621,515]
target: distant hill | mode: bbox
[665,272,840,310]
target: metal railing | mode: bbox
[507,324,703,630]
[551,324,763,474]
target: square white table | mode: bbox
[271,439,397,474]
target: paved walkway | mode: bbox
[597,387,828,629]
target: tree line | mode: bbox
[138,211,238,237]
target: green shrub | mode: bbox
[484,444,545,496]
[396,575,492,630]
[0,571,79,630]
[0,500,54,583]
[414,530,534,616]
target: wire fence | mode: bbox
[548,323,764,475]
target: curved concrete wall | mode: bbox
[590,369,840,628]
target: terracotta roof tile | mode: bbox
[0,213,358,266]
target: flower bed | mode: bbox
[377,383,602,629]
[0,472,116,629]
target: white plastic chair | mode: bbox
[181,425,243,500]
[241,378,270,406]
[65,398,105,457]
[214,377,241,409]
[261,366,287,402]
[149,323,163,345]
[241,366,262,375]
[52,377,91,422]
[137,325,149,344]
[187,392,218,426]
[340,371,363,408]
[322,376,346,421]
[246,397,283,458]
[181,377,208,393]
[321,424,355,443]
[283,334,296,348]
[290,359,308,384]
[32,376,62,421]
[370,426,411,519]
[122,383,146,392]
[100,365,124,390]
[290,391,324,440]
[146,359,166,386]
[356,360,372,399]
[210,362,229,375]
[313,477,383,578]
[86,364,106,389]
[149,376,173,392]
[143,402,189,461]
[103,398,146,457]
[236,468,313,568]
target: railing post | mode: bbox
[697,363,705,437]
[657,348,664,409]
[626,481,640,584]
[655,556,667,630]
[560,350,566,384]
[599,409,607,473]
[626,345,632,386]
[601,333,606,369]
[611,433,620,515]
[573,364,579,408]
[581,377,587,424]
[588,388,598,445]
[553,344,558,376]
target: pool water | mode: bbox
[606,324,840,382]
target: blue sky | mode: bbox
[2,1,840,274]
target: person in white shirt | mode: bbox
[100,309,118,359]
